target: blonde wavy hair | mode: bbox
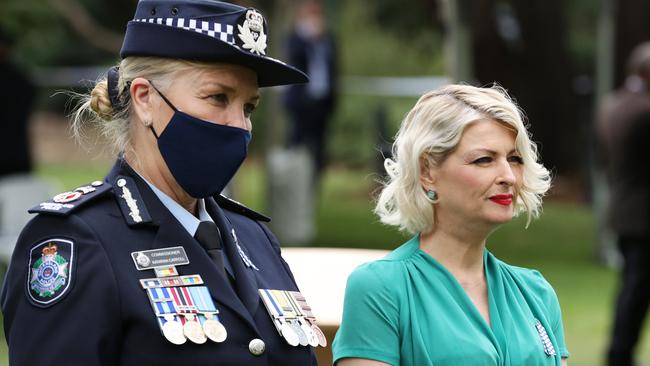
[374,84,551,235]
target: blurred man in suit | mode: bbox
[599,41,650,366]
[284,0,338,186]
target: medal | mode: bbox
[284,290,320,347]
[277,291,309,346]
[259,288,327,347]
[280,321,300,346]
[146,287,187,345]
[300,320,319,347]
[169,287,207,344]
[311,322,327,347]
[161,314,187,345]
[259,289,296,346]
[142,264,225,346]
[289,291,327,347]
[202,314,228,343]
[272,290,307,346]
[190,286,227,343]
[290,319,309,346]
[183,314,207,344]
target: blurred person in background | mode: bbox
[283,0,338,187]
[333,84,569,366]
[0,1,327,365]
[0,28,35,178]
[599,41,650,366]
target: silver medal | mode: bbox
[280,322,300,346]
[162,316,187,345]
[203,315,228,343]
[183,314,207,344]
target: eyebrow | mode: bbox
[468,148,519,155]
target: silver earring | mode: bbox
[426,190,438,202]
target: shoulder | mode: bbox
[214,194,270,222]
[344,238,418,300]
[502,261,554,292]
[28,180,113,217]
[490,254,561,309]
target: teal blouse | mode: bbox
[332,236,569,366]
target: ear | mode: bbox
[130,77,154,126]
[419,154,436,190]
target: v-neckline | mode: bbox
[415,239,496,334]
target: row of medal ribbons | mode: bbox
[142,275,227,345]
[259,289,328,348]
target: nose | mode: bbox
[222,104,251,131]
[497,159,517,187]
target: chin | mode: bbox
[484,210,515,225]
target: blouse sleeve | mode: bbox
[332,262,401,366]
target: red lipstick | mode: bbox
[489,194,513,206]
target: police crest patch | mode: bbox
[26,238,75,307]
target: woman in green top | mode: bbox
[333,84,569,366]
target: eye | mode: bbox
[244,103,257,118]
[508,155,524,164]
[472,156,493,164]
[209,93,228,104]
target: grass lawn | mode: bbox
[0,160,647,366]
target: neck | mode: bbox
[124,141,198,215]
[419,220,489,282]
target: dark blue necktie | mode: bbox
[194,221,228,280]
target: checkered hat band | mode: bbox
[134,18,235,44]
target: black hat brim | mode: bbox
[120,22,308,87]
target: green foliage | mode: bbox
[327,95,419,167]
[1,0,63,65]
[337,0,444,76]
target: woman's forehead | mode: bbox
[457,119,517,150]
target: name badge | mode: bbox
[131,246,190,271]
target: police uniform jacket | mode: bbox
[1,159,318,366]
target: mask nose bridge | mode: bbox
[220,101,249,130]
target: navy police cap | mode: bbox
[120,0,308,87]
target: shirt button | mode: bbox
[248,338,265,356]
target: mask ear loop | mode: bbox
[147,80,179,139]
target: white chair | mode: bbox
[0,174,58,264]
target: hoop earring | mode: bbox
[426,190,438,202]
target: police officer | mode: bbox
[1,1,325,365]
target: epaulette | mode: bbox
[28,180,112,216]
[112,175,153,226]
[215,194,271,222]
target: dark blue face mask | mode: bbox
[149,84,252,198]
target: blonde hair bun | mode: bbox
[89,79,114,119]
